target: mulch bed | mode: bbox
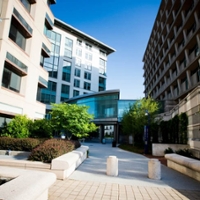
[143,154,167,166]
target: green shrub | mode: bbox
[30,119,53,138]
[0,137,41,151]
[164,147,174,154]
[2,115,33,138]
[28,139,76,163]
[175,148,193,158]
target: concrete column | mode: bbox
[107,156,118,176]
[170,85,174,98]
[194,11,199,25]
[184,49,189,64]
[177,78,182,94]
[148,159,161,180]
[176,60,180,74]
[186,70,192,87]
[169,69,173,81]
[183,29,187,42]
[175,43,178,54]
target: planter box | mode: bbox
[152,143,189,156]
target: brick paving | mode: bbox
[49,179,200,200]
[48,143,200,200]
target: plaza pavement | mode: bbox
[48,143,200,200]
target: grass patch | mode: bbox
[118,144,144,154]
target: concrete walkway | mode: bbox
[49,143,200,200]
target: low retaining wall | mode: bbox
[165,153,200,182]
[152,144,189,156]
[51,145,89,180]
[0,145,89,180]
[0,166,56,200]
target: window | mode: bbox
[85,62,92,71]
[2,66,21,93]
[85,43,92,51]
[84,82,91,90]
[74,79,80,88]
[76,48,82,57]
[64,37,73,58]
[48,81,57,91]
[62,60,71,82]
[20,0,31,12]
[99,58,106,67]
[75,58,81,67]
[85,52,92,61]
[100,50,106,57]
[73,90,79,97]
[77,39,82,46]
[61,84,70,102]
[74,68,81,77]
[61,84,69,94]
[84,72,91,80]
[9,19,26,50]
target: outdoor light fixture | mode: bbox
[144,110,149,154]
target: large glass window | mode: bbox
[64,37,73,58]
[74,79,80,88]
[40,81,56,104]
[85,62,92,71]
[20,0,31,12]
[62,60,71,82]
[84,72,91,80]
[44,31,61,78]
[2,67,21,93]
[74,68,81,77]
[60,84,70,102]
[76,48,82,57]
[85,52,92,61]
[9,20,26,50]
[84,82,90,90]
[73,90,79,97]
[75,58,81,67]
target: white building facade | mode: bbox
[0,0,55,126]
[39,18,115,111]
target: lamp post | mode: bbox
[144,110,150,154]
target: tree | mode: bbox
[50,103,97,138]
[2,115,33,138]
[30,119,53,138]
[121,97,159,145]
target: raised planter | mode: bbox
[0,166,56,200]
[165,153,200,182]
[0,145,89,180]
[152,143,189,156]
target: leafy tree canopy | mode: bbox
[121,96,159,141]
[50,103,97,138]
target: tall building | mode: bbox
[0,0,55,125]
[39,18,115,111]
[143,0,200,154]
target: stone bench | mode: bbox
[0,166,56,200]
[51,145,89,180]
[165,153,200,182]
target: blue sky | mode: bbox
[52,0,161,99]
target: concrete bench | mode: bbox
[0,166,56,200]
[165,153,200,182]
[51,145,89,180]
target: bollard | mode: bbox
[106,156,118,176]
[148,159,161,180]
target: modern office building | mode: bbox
[66,90,137,143]
[39,18,115,112]
[0,0,55,126]
[143,0,200,154]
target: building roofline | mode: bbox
[142,0,163,61]
[65,89,120,103]
[54,18,116,55]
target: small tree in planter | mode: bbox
[50,103,97,139]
